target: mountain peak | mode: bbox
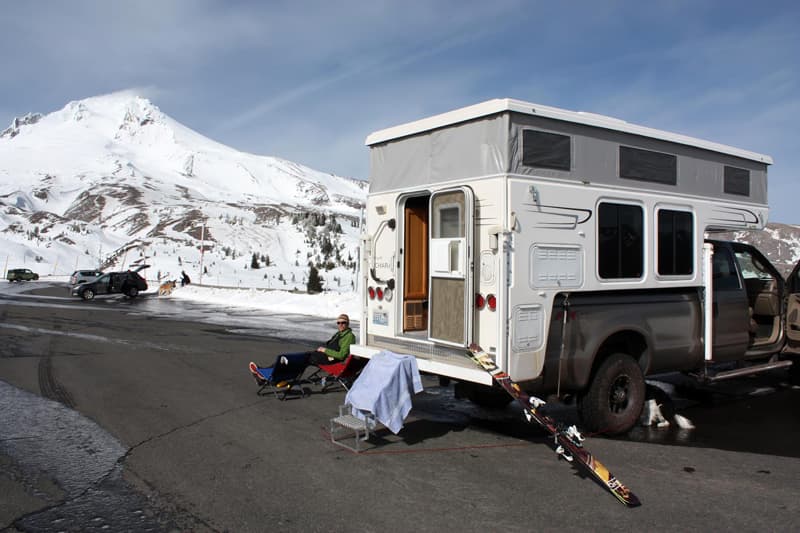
[1,112,43,139]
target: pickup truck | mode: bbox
[461,239,800,434]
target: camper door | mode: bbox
[428,188,474,346]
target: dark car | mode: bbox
[7,268,39,282]
[70,269,104,285]
[72,265,149,300]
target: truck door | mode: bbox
[710,244,750,360]
[428,188,474,346]
[786,261,800,352]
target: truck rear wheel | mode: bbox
[578,353,645,435]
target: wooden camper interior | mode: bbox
[403,195,429,332]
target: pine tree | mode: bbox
[307,265,323,293]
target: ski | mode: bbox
[466,343,641,507]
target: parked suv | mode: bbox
[7,268,39,282]
[70,269,104,285]
[71,265,149,300]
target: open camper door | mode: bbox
[428,188,474,346]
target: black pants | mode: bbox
[307,351,333,366]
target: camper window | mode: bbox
[657,209,694,276]
[724,166,750,196]
[598,202,644,279]
[522,129,571,171]
[619,146,677,185]
[438,205,461,238]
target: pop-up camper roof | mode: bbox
[364,98,771,208]
[366,98,772,165]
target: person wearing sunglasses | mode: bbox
[248,313,355,387]
[308,314,355,365]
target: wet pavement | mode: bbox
[0,381,171,532]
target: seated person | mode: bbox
[248,314,355,385]
[308,314,356,366]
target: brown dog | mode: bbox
[158,280,177,296]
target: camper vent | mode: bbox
[404,300,427,331]
[512,305,543,351]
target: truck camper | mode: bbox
[351,99,800,434]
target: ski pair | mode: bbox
[466,344,641,507]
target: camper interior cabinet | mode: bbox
[403,196,428,331]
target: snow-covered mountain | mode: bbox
[0,91,366,291]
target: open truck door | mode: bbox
[428,188,474,346]
[785,261,800,352]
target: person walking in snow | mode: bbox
[181,270,191,287]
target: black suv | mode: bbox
[72,265,149,300]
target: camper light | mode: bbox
[383,287,393,302]
[368,286,376,300]
[475,293,485,309]
[375,205,387,215]
[376,287,384,300]
[487,294,497,311]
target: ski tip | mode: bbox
[613,488,642,508]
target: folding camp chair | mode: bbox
[248,352,311,400]
[308,354,367,393]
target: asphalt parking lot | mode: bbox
[1,282,799,531]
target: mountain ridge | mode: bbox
[0,91,366,291]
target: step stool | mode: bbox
[330,404,375,453]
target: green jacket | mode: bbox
[323,328,356,361]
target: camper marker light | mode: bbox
[368,286,376,300]
[487,294,497,311]
[475,293,485,309]
[384,287,393,301]
[376,287,384,300]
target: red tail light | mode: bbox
[487,294,497,311]
[475,293,485,309]
[376,287,384,300]
[368,286,375,300]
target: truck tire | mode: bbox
[126,286,139,298]
[578,353,645,435]
[82,289,95,301]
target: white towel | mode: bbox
[345,351,423,434]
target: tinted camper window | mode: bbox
[724,166,750,196]
[598,203,643,279]
[657,210,693,276]
[620,146,677,185]
[522,130,571,171]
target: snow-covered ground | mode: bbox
[168,283,360,320]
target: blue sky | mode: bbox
[2,0,798,224]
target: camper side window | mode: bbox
[522,130,571,171]
[657,209,694,276]
[724,166,750,196]
[598,202,644,279]
[620,146,677,185]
